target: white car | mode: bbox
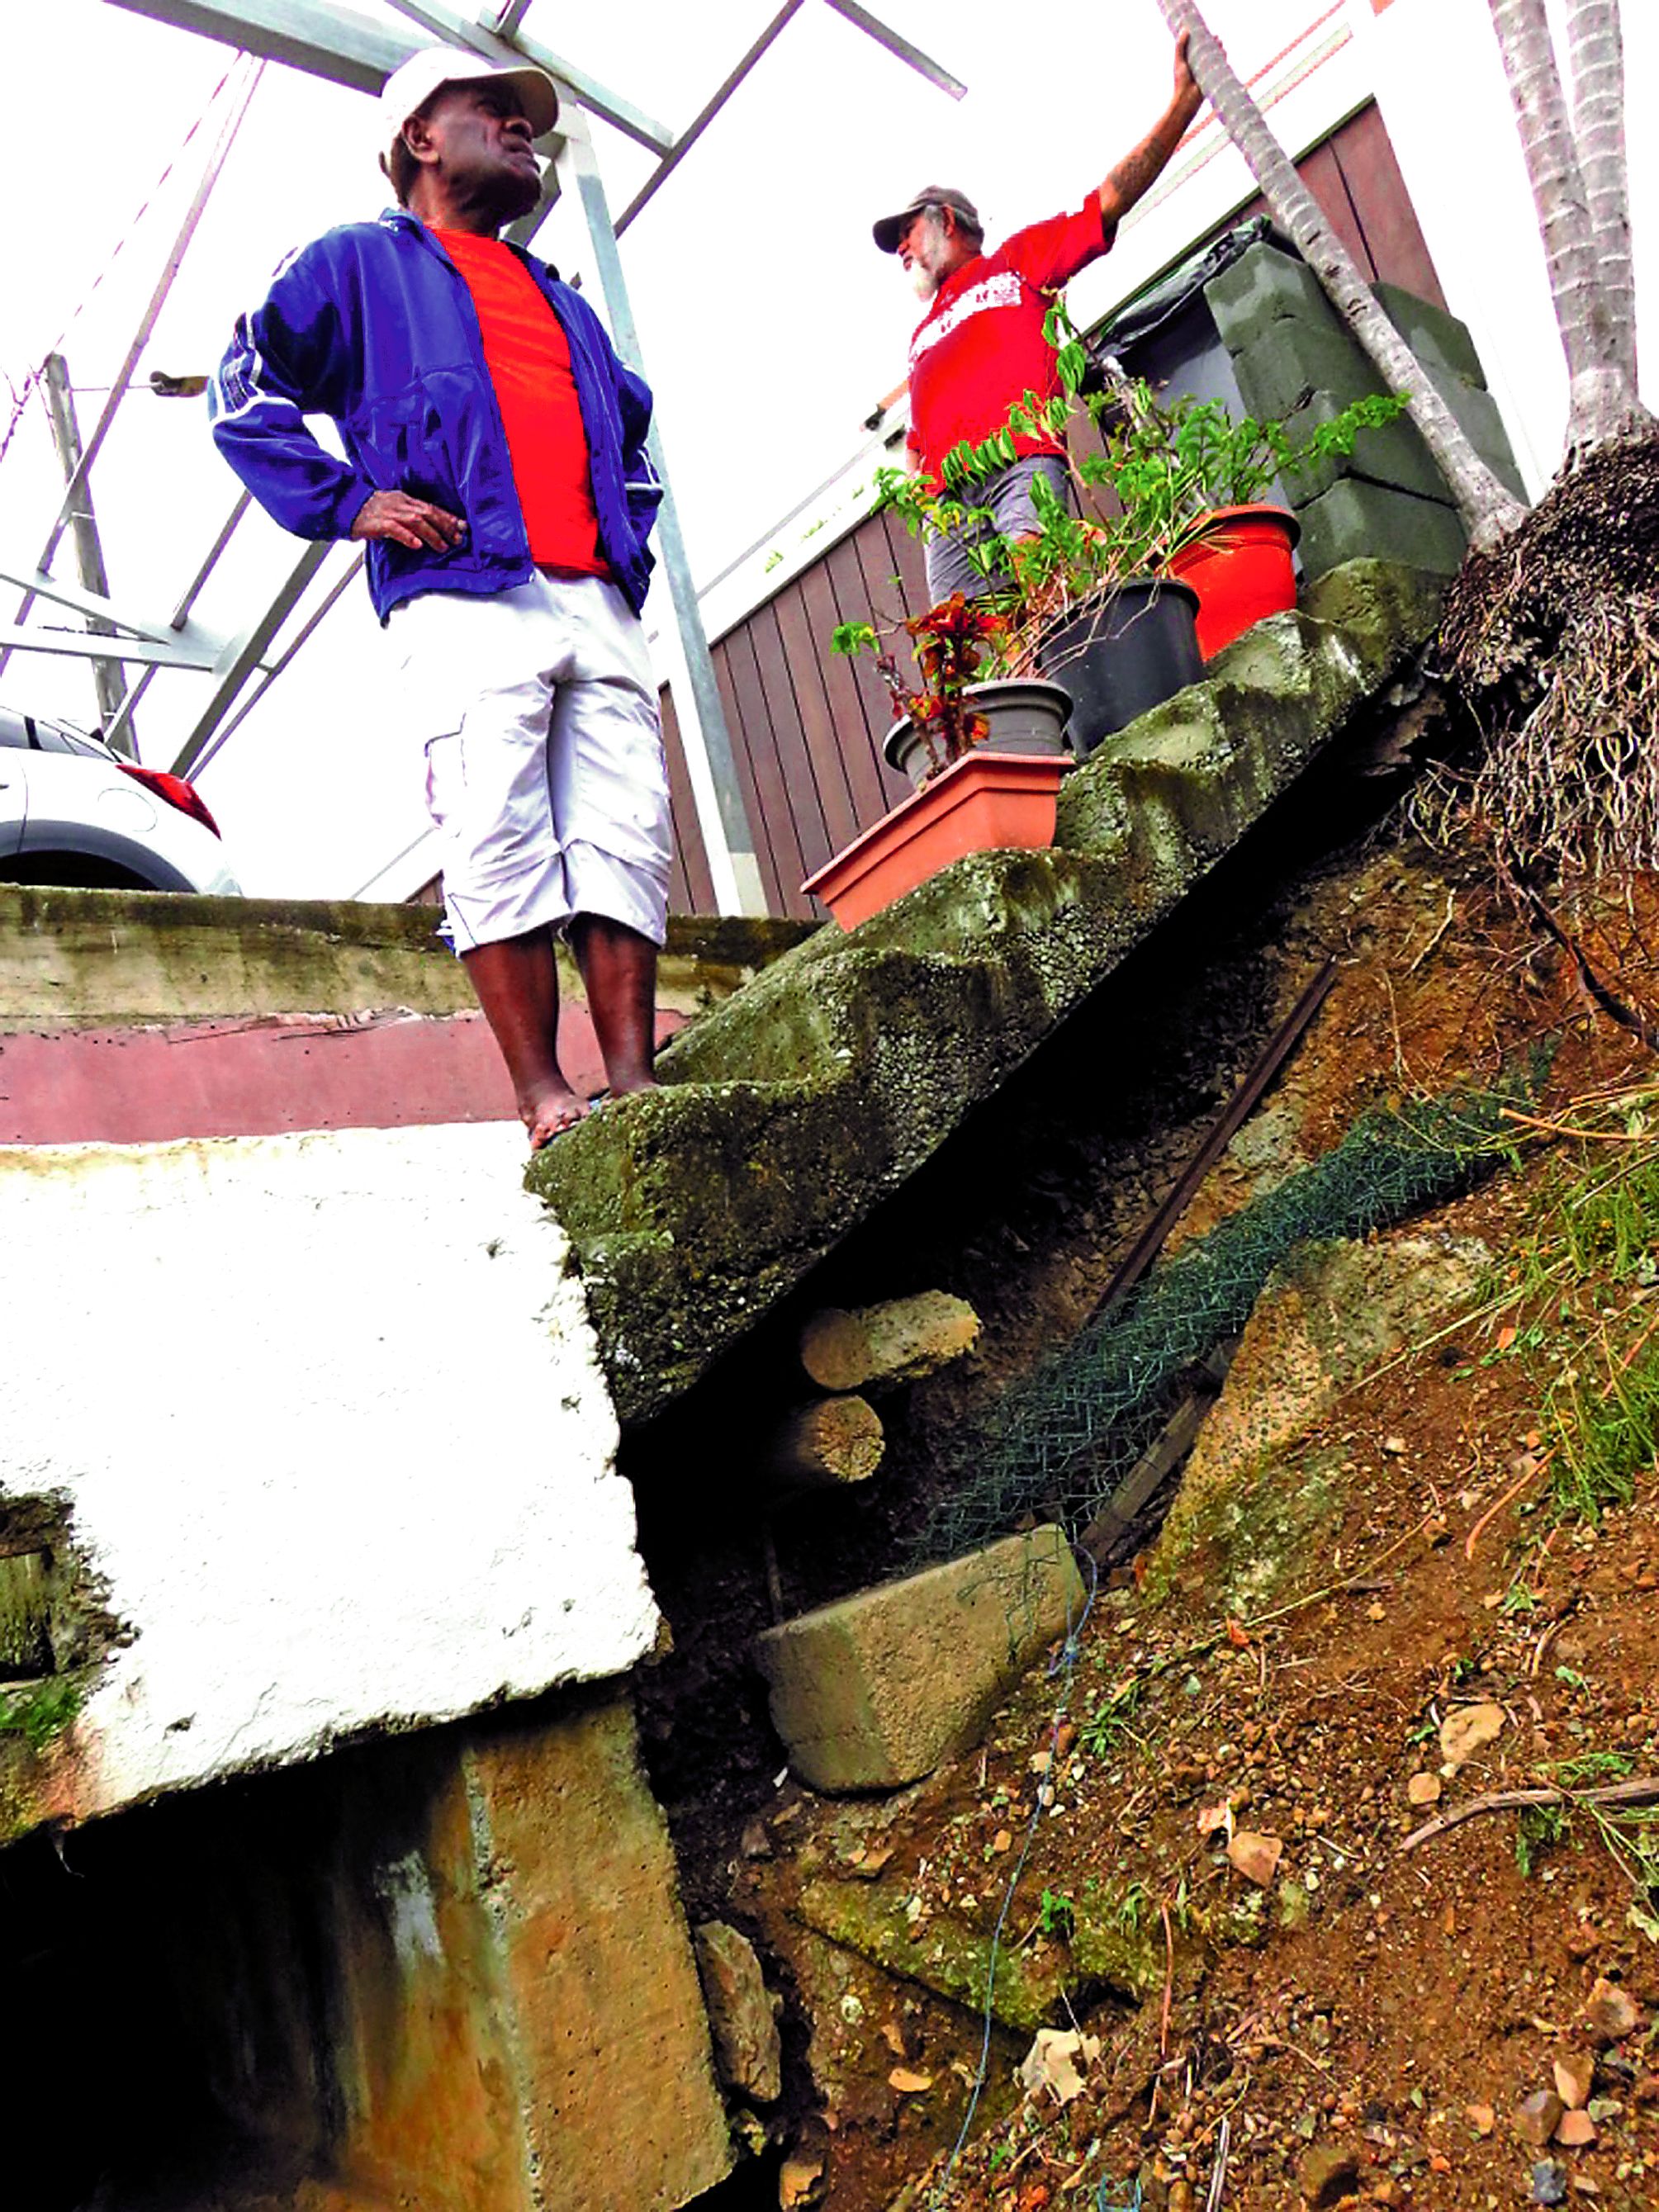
[0,704,241,894]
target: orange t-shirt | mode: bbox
[433,228,608,577]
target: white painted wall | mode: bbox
[0,1122,658,1824]
[1349,0,1657,498]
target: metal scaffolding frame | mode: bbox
[0,0,964,913]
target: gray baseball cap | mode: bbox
[872,186,979,253]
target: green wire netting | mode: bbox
[917,1087,1522,1564]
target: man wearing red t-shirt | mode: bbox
[215,50,670,1153]
[874,33,1204,603]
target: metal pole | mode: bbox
[101,490,252,754]
[40,355,135,754]
[556,114,766,915]
[0,54,263,682]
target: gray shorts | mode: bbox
[923,454,1070,604]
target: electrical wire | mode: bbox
[0,57,239,470]
[926,1552,1100,2210]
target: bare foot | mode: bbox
[524,1086,590,1150]
[600,1074,660,1101]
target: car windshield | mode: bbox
[0,708,115,760]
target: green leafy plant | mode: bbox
[832,298,1408,719]
[830,594,1012,779]
[1037,1887,1077,1940]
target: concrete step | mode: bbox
[529,561,1448,1423]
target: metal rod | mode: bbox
[820,0,967,99]
[102,492,254,752]
[1086,955,1340,1328]
[171,538,332,776]
[0,55,263,681]
[187,551,364,781]
[104,0,410,93]
[558,116,765,913]
[42,355,137,754]
[0,628,223,670]
[375,0,675,154]
[617,0,806,236]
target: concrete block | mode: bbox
[463,1695,732,2209]
[1374,280,1487,387]
[1204,241,1330,358]
[1294,479,1468,580]
[756,1529,1084,1792]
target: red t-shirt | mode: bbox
[433,227,608,577]
[905,201,1115,486]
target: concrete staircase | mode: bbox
[529,561,1446,1423]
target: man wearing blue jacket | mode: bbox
[211,47,671,1149]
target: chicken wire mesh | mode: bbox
[916,1085,1523,1565]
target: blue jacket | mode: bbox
[210,211,661,622]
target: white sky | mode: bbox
[0,0,1330,896]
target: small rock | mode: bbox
[1514,2090,1566,2147]
[991,1828,1012,1854]
[1439,1702,1506,1770]
[1530,2158,1568,2206]
[1586,1977,1643,2041]
[1407,1771,1442,1807]
[888,2068,932,2095]
[740,1819,774,1860]
[1028,1750,1053,1774]
[1554,2049,1595,2110]
[851,1845,893,1881]
[1555,2109,1596,2148]
[1466,2103,1495,2136]
[779,2157,825,2209]
[1382,1435,1406,1456]
[1228,1829,1284,1887]
[1297,2140,1361,2205]
[693,1922,783,2105]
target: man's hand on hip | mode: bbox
[349,490,467,552]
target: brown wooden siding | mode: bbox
[661,97,1444,920]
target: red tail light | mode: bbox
[118,764,221,838]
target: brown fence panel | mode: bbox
[657,683,716,916]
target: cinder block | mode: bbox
[1204,241,1330,357]
[1294,478,1467,580]
[756,1528,1086,1793]
[1374,281,1487,388]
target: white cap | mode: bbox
[377,47,560,171]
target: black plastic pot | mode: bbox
[1039,578,1204,759]
[883,677,1073,790]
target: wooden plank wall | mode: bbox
[663,97,1444,918]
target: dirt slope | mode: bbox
[729,855,1659,2212]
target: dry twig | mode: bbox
[1402,1774,1659,1852]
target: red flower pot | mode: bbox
[801,751,1066,931]
[1166,504,1301,660]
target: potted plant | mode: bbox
[805,594,1071,931]
[1097,362,1409,658]
[832,594,1072,789]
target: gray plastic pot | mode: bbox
[882,677,1074,791]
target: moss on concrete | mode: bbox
[530,561,1448,1422]
[0,885,812,1025]
[795,1873,1166,2030]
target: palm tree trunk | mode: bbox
[1490,0,1650,452]
[1155,0,1528,551]
[1564,0,1642,391]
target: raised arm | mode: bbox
[1096,31,1204,232]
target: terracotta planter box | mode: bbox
[802,751,1066,932]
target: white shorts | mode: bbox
[391,570,671,953]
